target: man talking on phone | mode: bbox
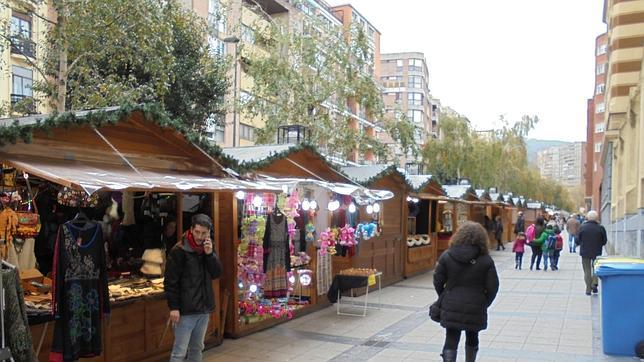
[165,214,222,362]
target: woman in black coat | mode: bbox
[433,222,499,362]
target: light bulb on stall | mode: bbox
[282,185,289,194]
[288,275,296,284]
[373,203,381,213]
[348,203,357,213]
[238,282,244,289]
[328,200,340,212]
[252,195,263,208]
[406,196,412,202]
[302,200,311,211]
[299,274,312,286]
[310,200,318,210]
[249,284,258,293]
[366,205,374,214]
[235,191,246,200]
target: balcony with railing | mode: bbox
[11,94,37,114]
[10,36,36,58]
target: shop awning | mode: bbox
[1,153,282,194]
[254,175,394,204]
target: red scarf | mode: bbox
[186,230,204,255]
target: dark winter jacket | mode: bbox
[164,236,222,315]
[514,216,525,234]
[576,220,607,259]
[433,244,499,332]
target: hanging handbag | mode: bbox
[16,174,41,239]
[429,254,471,323]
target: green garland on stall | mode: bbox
[234,142,344,175]
[0,102,237,168]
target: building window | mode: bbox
[240,123,256,141]
[408,92,423,106]
[208,36,225,57]
[396,59,404,72]
[596,63,606,75]
[595,83,605,95]
[407,110,423,123]
[208,0,226,35]
[594,142,602,153]
[593,161,597,172]
[394,92,402,103]
[595,123,605,133]
[408,58,423,72]
[12,66,33,101]
[595,102,605,113]
[241,24,255,44]
[596,44,607,55]
[205,114,225,143]
[10,13,36,58]
[408,75,422,89]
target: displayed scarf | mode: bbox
[185,230,204,255]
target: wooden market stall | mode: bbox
[439,184,480,257]
[402,174,446,277]
[341,165,409,284]
[221,144,393,337]
[500,194,518,242]
[0,106,277,361]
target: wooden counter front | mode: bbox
[30,292,222,361]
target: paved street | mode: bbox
[204,241,634,362]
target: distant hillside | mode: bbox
[525,139,570,163]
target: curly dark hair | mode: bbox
[449,221,489,255]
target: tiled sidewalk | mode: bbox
[204,241,635,362]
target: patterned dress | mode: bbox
[262,214,290,298]
[50,222,109,362]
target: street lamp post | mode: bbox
[223,35,240,147]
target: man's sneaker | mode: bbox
[586,291,591,296]
[592,287,598,294]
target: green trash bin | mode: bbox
[595,258,644,357]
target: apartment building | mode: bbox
[585,33,608,212]
[0,4,50,116]
[379,52,439,167]
[537,142,586,187]
[600,0,644,258]
[194,0,381,163]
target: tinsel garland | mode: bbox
[0,102,237,168]
[233,142,344,175]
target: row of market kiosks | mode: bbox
[0,108,396,361]
[0,106,547,361]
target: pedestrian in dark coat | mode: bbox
[433,222,499,362]
[575,210,607,295]
[514,211,525,236]
[494,215,505,250]
[529,216,546,270]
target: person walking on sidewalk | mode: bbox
[575,210,607,296]
[514,211,525,237]
[512,232,527,270]
[566,214,581,253]
[552,227,564,270]
[535,224,555,271]
[529,216,546,270]
[165,214,223,362]
[433,222,499,362]
[494,215,505,251]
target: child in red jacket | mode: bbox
[552,227,564,270]
[512,232,527,270]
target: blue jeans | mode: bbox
[543,251,551,270]
[568,234,576,252]
[170,313,210,362]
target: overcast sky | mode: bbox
[326,0,607,142]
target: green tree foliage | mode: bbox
[1,0,227,131]
[422,112,575,210]
[239,4,411,160]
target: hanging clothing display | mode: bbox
[50,221,110,362]
[7,237,36,270]
[316,251,332,296]
[262,213,290,298]
[0,266,35,362]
